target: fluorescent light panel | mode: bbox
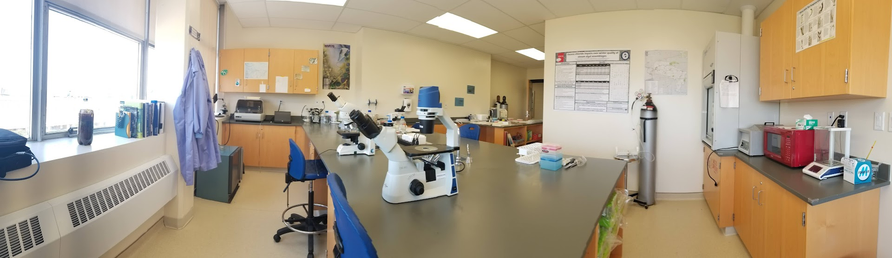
[516,48,544,61]
[426,13,497,39]
[277,0,347,6]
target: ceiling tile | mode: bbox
[451,0,526,32]
[229,1,268,18]
[481,0,556,25]
[682,0,731,13]
[346,0,444,22]
[480,33,530,50]
[332,22,363,32]
[269,18,335,30]
[265,1,343,21]
[239,17,270,27]
[636,0,682,9]
[462,40,510,54]
[529,23,545,35]
[589,0,638,12]
[225,0,259,2]
[415,0,470,11]
[503,27,545,47]
[338,8,421,32]
[407,24,477,45]
[537,0,595,17]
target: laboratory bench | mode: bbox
[298,123,627,258]
[702,143,889,258]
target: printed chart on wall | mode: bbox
[645,50,688,95]
[554,50,630,113]
[796,0,836,52]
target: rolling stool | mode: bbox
[273,139,328,258]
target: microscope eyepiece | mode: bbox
[327,92,338,102]
[349,110,381,139]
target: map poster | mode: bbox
[796,0,836,52]
[644,50,688,95]
[553,50,631,113]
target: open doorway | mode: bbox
[527,79,544,119]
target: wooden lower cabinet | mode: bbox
[223,124,313,168]
[734,159,880,258]
[703,144,735,229]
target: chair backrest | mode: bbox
[459,124,481,140]
[411,122,422,129]
[328,173,378,258]
[288,139,307,180]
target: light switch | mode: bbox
[875,112,886,131]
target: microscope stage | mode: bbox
[400,144,458,157]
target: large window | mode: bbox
[0,0,34,137]
[46,10,141,134]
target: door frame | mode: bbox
[526,79,543,119]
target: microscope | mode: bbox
[347,86,460,204]
[327,93,376,156]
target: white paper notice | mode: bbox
[644,50,688,95]
[275,76,288,93]
[553,50,631,113]
[796,0,836,52]
[719,79,739,108]
[259,83,266,93]
[244,62,269,79]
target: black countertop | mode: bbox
[221,115,306,126]
[713,148,890,205]
[300,123,627,258]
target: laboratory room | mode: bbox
[4,0,892,257]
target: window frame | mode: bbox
[30,0,152,141]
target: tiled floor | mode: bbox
[119,169,749,258]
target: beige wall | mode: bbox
[222,7,494,118]
[757,1,892,255]
[527,67,544,81]
[490,60,527,118]
[361,28,492,117]
[544,10,741,193]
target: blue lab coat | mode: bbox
[174,48,220,185]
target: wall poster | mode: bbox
[554,50,631,113]
[796,0,836,52]
[323,44,351,90]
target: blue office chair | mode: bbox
[459,124,481,140]
[411,122,422,129]
[274,139,329,258]
[328,173,378,258]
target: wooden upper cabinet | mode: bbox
[761,0,889,100]
[268,49,295,94]
[219,49,244,93]
[294,49,320,94]
[243,48,270,93]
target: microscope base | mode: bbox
[381,156,459,204]
[336,144,375,156]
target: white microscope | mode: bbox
[346,86,460,204]
[327,93,375,156]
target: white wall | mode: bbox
[544,10,741,193]
[527,67,544,81]
[491,60,527,118]
[757,1,892,255]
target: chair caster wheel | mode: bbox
[273,235,281,243]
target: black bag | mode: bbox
[0,129,33,178]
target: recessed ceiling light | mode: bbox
[516,48,544,61]
[426,13,497,39]
[275,0,347,7]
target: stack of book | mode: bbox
[116,100,164,139]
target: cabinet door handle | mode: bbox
[757,190,763,206]
[791,67,796,83]
[784,69,788,83]
[752,186,756,200]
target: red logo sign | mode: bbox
[556,52,565,63]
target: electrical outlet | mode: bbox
[875,112,886,131]
[827,112,835,125]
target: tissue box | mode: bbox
[843,158,873,184]
[804,119,818,130]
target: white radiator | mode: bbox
[0,155,177,258]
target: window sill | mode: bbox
[26,133,162,163]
